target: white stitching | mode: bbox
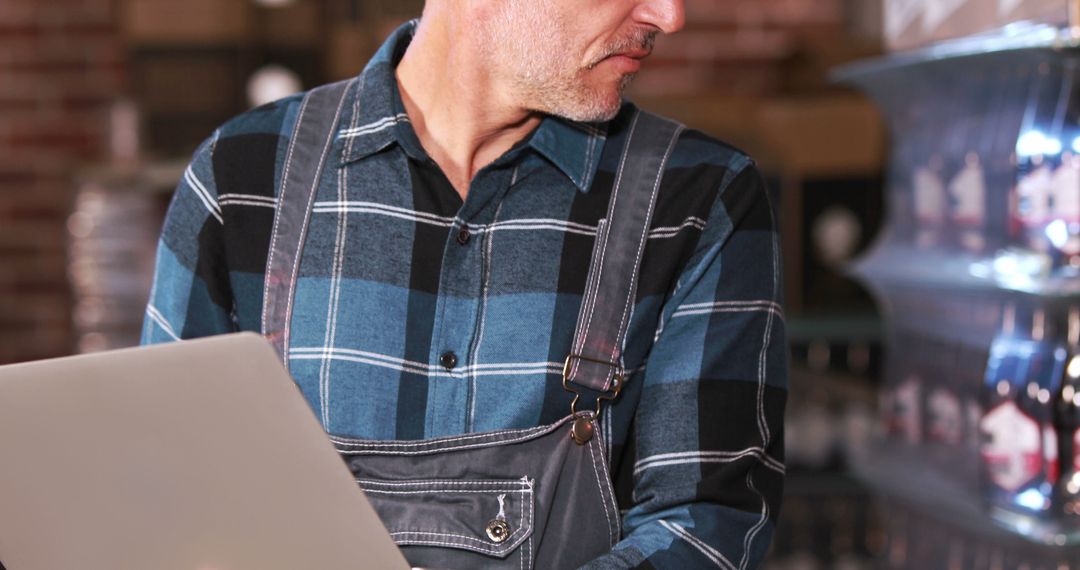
[336,432,552,455]
[390,531,494,543]
[363,488,533,495]
[333,423,548,447]
[525,525,533,570]
[282,79,355,359]
[570,110,640,380]
[385,486,528,554]
[522,480,533,570]
[331,415,572,451]
[599,438,621,543]
[391,538,490,549]
[379,482,532,556]
[358,479,530,487]
[519,486,526,570]
[467,197,504,430]
[570,217,607,364]
[389,531,522,553]
[390,528,523,545]
[389,536,519,555]
[569,233,608,390]
[609,122,683,366]
[585,422,616,546]
[594,431,622,545]
[519,481,528,554]
[570,111,640,383]
[261,90,312,343]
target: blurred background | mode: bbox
[0,0,886,362]
[6,0,1080,568]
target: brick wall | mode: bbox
[633,0,853,97]
[0,0,126,363]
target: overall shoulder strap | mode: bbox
[563,110,684,411]
[261,78,354,361]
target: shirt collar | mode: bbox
[337,20,607,193]
[336,20,416,164]
[528,116,608,193]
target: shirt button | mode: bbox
[440,351,458,370]
[456,228,471,245]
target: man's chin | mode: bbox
[545,89,626,123]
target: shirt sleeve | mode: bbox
[141,131,237,344]
[583,164,788,569]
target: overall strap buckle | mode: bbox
[562,354,625,418]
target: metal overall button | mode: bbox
[571,414,595,444]
[485,519,511,543]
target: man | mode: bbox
[143,0,787,567]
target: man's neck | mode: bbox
[395,15,542,199]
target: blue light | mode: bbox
[1018,131,1047,156]
[1016,488,1049,511]
[1046,219,1070,249]
[1017,130,1062,157]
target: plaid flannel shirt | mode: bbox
[142,22,787,570]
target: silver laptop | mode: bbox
[0,333,409,570]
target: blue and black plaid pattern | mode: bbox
[143,22,787,570]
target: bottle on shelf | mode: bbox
[980,303,1068,535]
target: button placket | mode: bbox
[427,164,516,436]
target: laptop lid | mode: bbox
[0,332,409,570]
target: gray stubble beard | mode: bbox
[479,3,645,123]
[524,30,656,123]
[524,70,633,123]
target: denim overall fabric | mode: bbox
[332,413,617,569]
[263,81,682,569]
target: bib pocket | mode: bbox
[358,476,535,569]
